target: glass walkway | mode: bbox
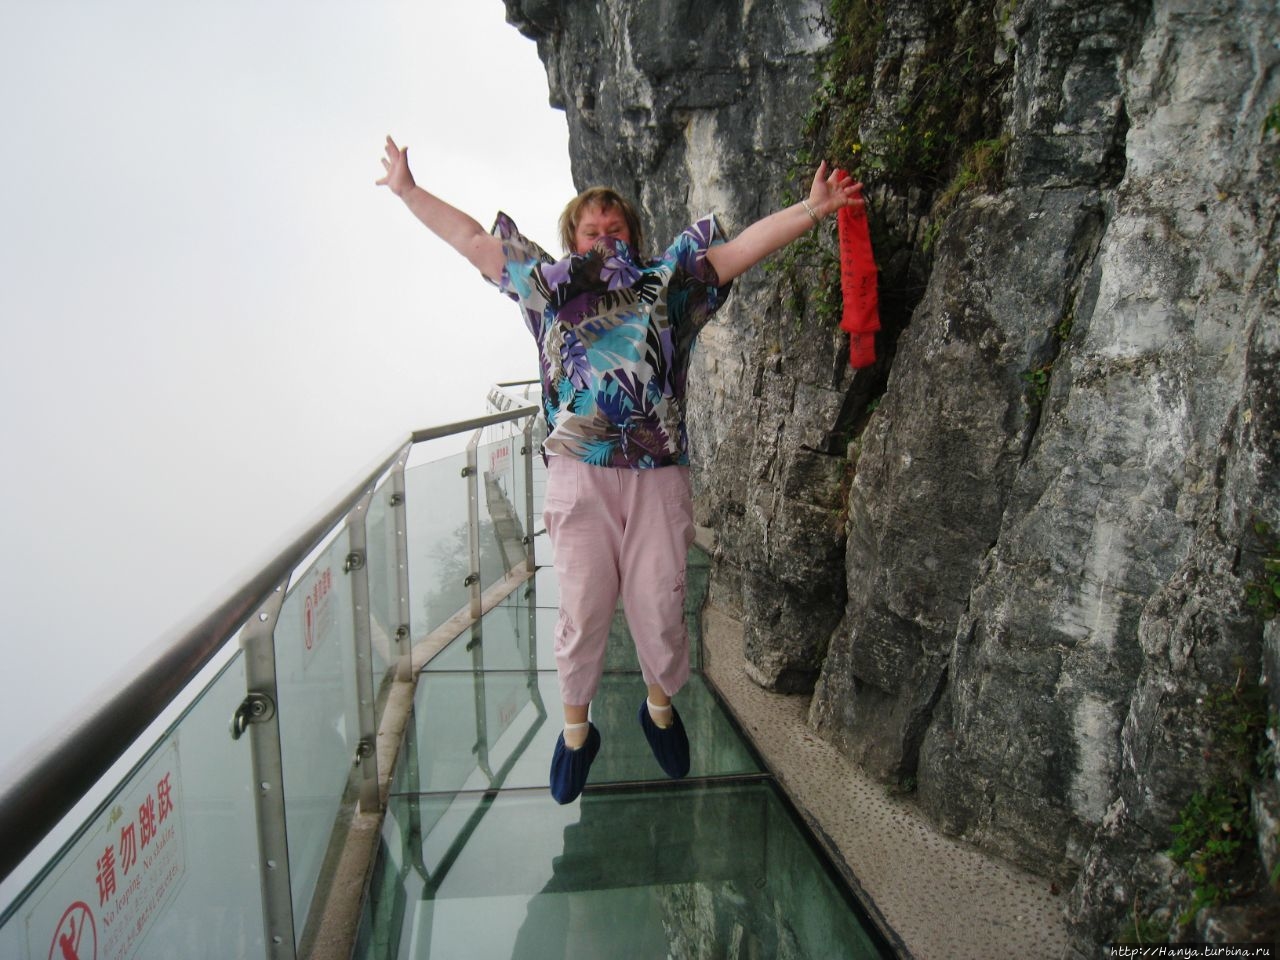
[357,555,890,959]
[0,384,894,959]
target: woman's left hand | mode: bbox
[705,161,866,283]
[809,161,864,217]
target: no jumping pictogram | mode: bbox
[48,901,96,960]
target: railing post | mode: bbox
[526,575,539,675]
[344,490,381,814]
[467,622,492,782]
[237,582,298,960]
[390,454,414,681]
[522,418,536,575]
[465,430,482,621]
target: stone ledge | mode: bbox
[701,602,1070,960]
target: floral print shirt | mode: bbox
[491,212,732,469]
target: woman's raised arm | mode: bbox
[377,136,505,283]
[704,162,862,284]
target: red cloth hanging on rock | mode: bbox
[836,171,879,368]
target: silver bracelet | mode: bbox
[800,198,822,227]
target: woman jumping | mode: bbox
[377,136,862,803]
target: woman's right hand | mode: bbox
[376,135,415,198]
[374,136,504,280]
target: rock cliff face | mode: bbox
[505,0,1280,948]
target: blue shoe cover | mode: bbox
[638,700,690,779]
[549,724,600,804]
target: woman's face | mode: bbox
[573,202,632,254]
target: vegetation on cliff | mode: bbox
[769,0,1013,410]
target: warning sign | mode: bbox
[47,902,93,960]
[301,564,336,662]
[488,443,511,477]
[26,740,186,960]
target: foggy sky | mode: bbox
[0,1,575,775]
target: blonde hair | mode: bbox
[558,187,645,258]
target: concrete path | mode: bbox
[701,603,1072,960]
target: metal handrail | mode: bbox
[410,403,536,445]
[0,399,538,883]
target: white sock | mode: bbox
[563,720,589,749]
[646,699,673,729]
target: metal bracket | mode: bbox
[343,551,365,574]
[352,737,373,767]
[230,693,276,741]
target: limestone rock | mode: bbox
[507,0,857,691]
[507,0,1280,948]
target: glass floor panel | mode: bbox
[359,550,894,958]
[360,784,887,960]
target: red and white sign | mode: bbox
[301,565,335,657]
[27,741,186,960]
[488,443,511,477]
[47,902,93,960]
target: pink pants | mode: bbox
[542,456,696,706]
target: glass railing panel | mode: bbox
[404,450,470,640]
[510,436,530,562]
[402,673,757,795]
[424,602,650,676]
[423,593,551,674]
[479,413,527,518]
[467,544,708,669]
[365,477,403,713]
[387,674,476,844]
[387,646,548,803]
[476,434,522,592]
[357,782,888,959]
[504,419,546,573]
[497,567,558,609]
[533,527,553,568]
[0,652,266,960]
[274,528,359,935]
[684,543,710,668]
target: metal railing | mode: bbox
[0,384,540,960]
